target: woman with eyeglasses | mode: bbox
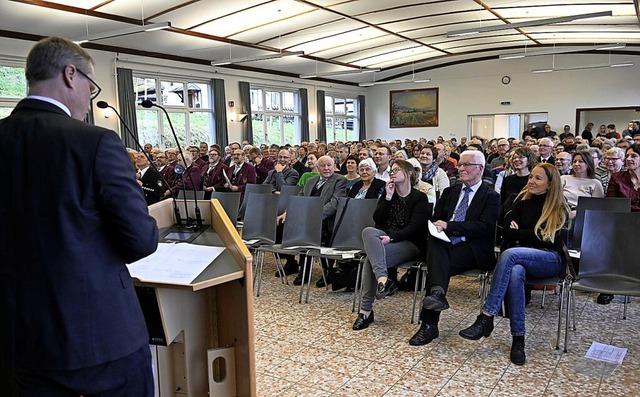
[601,147,626,190]
[352,160,430,331]
[606,144,640,212]
[459,163,569,365]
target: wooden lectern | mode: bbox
[138,199,255,396]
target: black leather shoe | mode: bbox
[422,291,450,311]
[375,279,398,300]
[275,261,298,277]
[510,336,526,365]
[459,313,494,340]
[352,311,374,331]
[409,324,439,346]
[597,294,614,305]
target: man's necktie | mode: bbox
[450,186,471,245]
[316,178,327,190]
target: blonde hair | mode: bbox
[515,163,568,243]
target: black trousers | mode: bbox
[420,239,491,325]
[11,344,153,397]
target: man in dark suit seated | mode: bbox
[276,155,347,285]
[0,36,158,396]
[221,148,257,204]
[201,147,228,200]
[409,150,500,346]
[135,152,167,205]
[262,148,300,192]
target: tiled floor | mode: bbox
[252,257,639,396]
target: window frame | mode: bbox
[250,85,301,146]
[324,94,359,142]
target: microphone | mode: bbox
[96,100,182,227]
[141,100,203,229]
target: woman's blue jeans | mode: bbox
[483,247,562,336]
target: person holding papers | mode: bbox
[410,150,499,346]
[352,159,430,330]
[458,163,569,365]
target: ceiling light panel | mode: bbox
[193,0,312,38]
[96,0,178,19]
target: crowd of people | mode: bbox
[133,124,640,366]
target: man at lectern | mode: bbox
[0,37,158,396]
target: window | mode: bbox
[325,95,358,142]
[133,75,213,149]
[250,87,299,145]
[0,65,27,116]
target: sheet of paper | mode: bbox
[127,242,226,285]
[243,239,260,245]
[585,341,627,365]
[568,249,581,259]
[428,220,451,242]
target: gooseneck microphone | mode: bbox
[96,100,182,227]
[140,99,203,229]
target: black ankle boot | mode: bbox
[459,313,494,340]
[510,335,526,365]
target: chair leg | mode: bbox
[352,256,365,313]
[563,284,573,353]
[256,251,265,297]
[298,254,309,303]
[305,256,315,303]
[571,290,576,331]
[411,263,421,324]
[555,281,565,350]
[623,295,629,320]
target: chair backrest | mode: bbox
[580,211,640,283]
[573,197,631,250]
[241,193,280,243]
[330,198,377,250]
[277,185,303,215]
[177,190,205,200]
[281,196,324,248]
[238,184,274,220]
[211,192,241,223]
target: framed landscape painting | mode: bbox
[390,88,439,128]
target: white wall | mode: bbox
[364,54,640,142]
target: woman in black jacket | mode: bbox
[352,159,431,330]
[347,158,386,199]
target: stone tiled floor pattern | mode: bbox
[252,257,639,396]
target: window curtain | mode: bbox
[299,88,309,142]
[316,90,326,142]
[357,95,366,141]
[212,78,228,148]
[238,81,252,144]
[116,67,139,149]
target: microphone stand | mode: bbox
[142,100,203,230]
[97,101,183,227]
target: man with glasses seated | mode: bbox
[262,148,299,193]
[409,151,499,346]
[554,151,573,175]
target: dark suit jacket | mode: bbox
[223,162,257,202]
[0,99,158,371]
[254,158,274,184]
[262,167,299,192]
[301,173,347,221]
[434,182,500,268]
[347,178,386,199]
[140,166,166,205]
[201,162,228,191]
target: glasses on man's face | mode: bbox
[604,157,621,162]
[458,162,482,169]
[75,67,102,100]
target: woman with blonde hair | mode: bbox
[459,163,569,366]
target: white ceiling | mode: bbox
[1,0,639,85]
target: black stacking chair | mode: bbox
[210,192,241,226]
[277,185,303,215]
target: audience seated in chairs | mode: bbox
[297,151,320,187]
[276,155,347,286]
[561,150,604,223]
[458,163,569,365]
[352,160,431,330]
[418,145,449,198]
[500,147,538,203]
[344,154,362,190]
[347,158,385,199]
[170,150,202,195]
[410,150,500,347]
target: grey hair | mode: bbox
[26,36,94,85]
